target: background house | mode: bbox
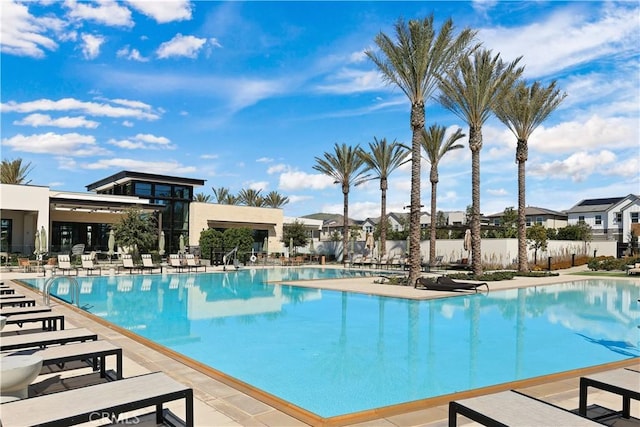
[566,195,640,243]
[487,206,568,229]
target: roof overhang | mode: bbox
[86,170,205,192]
[50,191,160,213]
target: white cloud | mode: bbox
[479,3,639,77]
[80,33,105,59]
[245,181,269,191]
[267,164,287,174]
[530,150,617,182]
[315,69,385,94]
[0,0,60,58]
[83,158,196,175]
[116,45,148,62]
[125,0,192,23]
[156,33,207,59]
[14,113,99,129]
[1,98,160,120]
[278,171,334,191]
[2,132,109,156]
[64,0,134,28]
[108,133,173,150]
[472,0,498,14]
[122,120,134,127]
[200,154,219,160]
[487,188,509,196]
[256,157,274,163]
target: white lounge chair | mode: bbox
[54,254,78,276]
[185,254,206,272]
[118,254,141,274]
[141,254,161,273]
[169,254,186,272]
[0,327,98,351]
[81,254,102,276]
[0,372,193,427]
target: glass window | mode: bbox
[615,213,622,223]
[134,182,152,197]
[578,215,585,222]
[173,186,188,199]
[155,184,171,198]
[632,213,639,223]
[525,217,531,226]
[536,216,543,225]
[595,215,602,225]
[1,219,12,252]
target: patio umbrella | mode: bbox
[107,229,115,262]
[365,232,374,250]
[158,231,166,256]
[289,237,294,256]
[262,237,268,254]
[40,226,47,254]
[309,238,315,254]
[34,232,40,257]
[179,234,186,255]
[463,229,472,254]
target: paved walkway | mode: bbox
[1,266,638,426]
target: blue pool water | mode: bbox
[22,270,640,418]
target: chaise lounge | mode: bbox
[415,276,489,293]
[0,371,194,427]
[449,390,600,426]
[0,327,98,351]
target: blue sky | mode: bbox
[1,1,638,220]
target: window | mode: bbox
[134,182,152,197]
[578,215,585,222]
[1,219,12,252]
[525,217,532,226]
[615,212,622,223]
[364,225,373,233]
[493,219,500,226]
[632,213,639,223]
[155,184,171,198]
[536,217,543,225]
[595,215,602,225]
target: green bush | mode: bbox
[588,256,629,271]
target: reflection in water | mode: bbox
[21,273,639,418]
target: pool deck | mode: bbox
[1,265,639,426]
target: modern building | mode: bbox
[0,171,286,259]
[487,206,568,229]
[566,194,640,243]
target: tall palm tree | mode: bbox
[358,138,409,257]
[437,49,523,276]
[212,187,232,204]
[237,188,264,207]
[1,158,34,184]
[263,190,289,208]
[193,193,212,202]
[420,124,465,265]
[313,143,369,264]
[494,80,566,272]
[366,16,476,285]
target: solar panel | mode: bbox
[578,197,624,206]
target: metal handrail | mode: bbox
[43,275,80,307]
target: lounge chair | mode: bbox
[415,276,489,293]
[169,254,186,272]
[7,340,123,380]
[141,254,162,273]
[54,254,78,276]
[0,287,16,295]
[118,254,141,274]
[449,390,600,426]
[579,368,640,420]
[81,254,102,276]
[184,254,206,272]
[0,327,98,351]
[3,312,65,331]
[422,255,444,272]
[627,263,640,275]
[0,298,36,308]
[0,371,194,427]
[0,305,53,317]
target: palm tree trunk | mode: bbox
[469,126,483,276]
[429,165,438,265]
[380,177,387,257]
[408,103,425,286]
[343,187,349,265]
[517,139,528,272]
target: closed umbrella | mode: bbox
[107,229,115,262]
[34,232,40,257]
[289,237,294,257]
[40,226,47,255]
[262,237,268,254]
[309,238,315,254]
[158,231,166,256]
[463,229,471,253]
[179,234,186,255]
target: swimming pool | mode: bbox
[22,270,640,419]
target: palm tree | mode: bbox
[212,187,232,204]
[313,143,369,264]
[358,138,409,258]
[420,124,465,265]
[193,193,212,202]
[1,158,34,184]
[437,49,523,276]
[494,80,566,272]
[263,190,289,208]
[366,16,476,285]
[237,188,264,207]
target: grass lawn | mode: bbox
[570,270,631,278]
